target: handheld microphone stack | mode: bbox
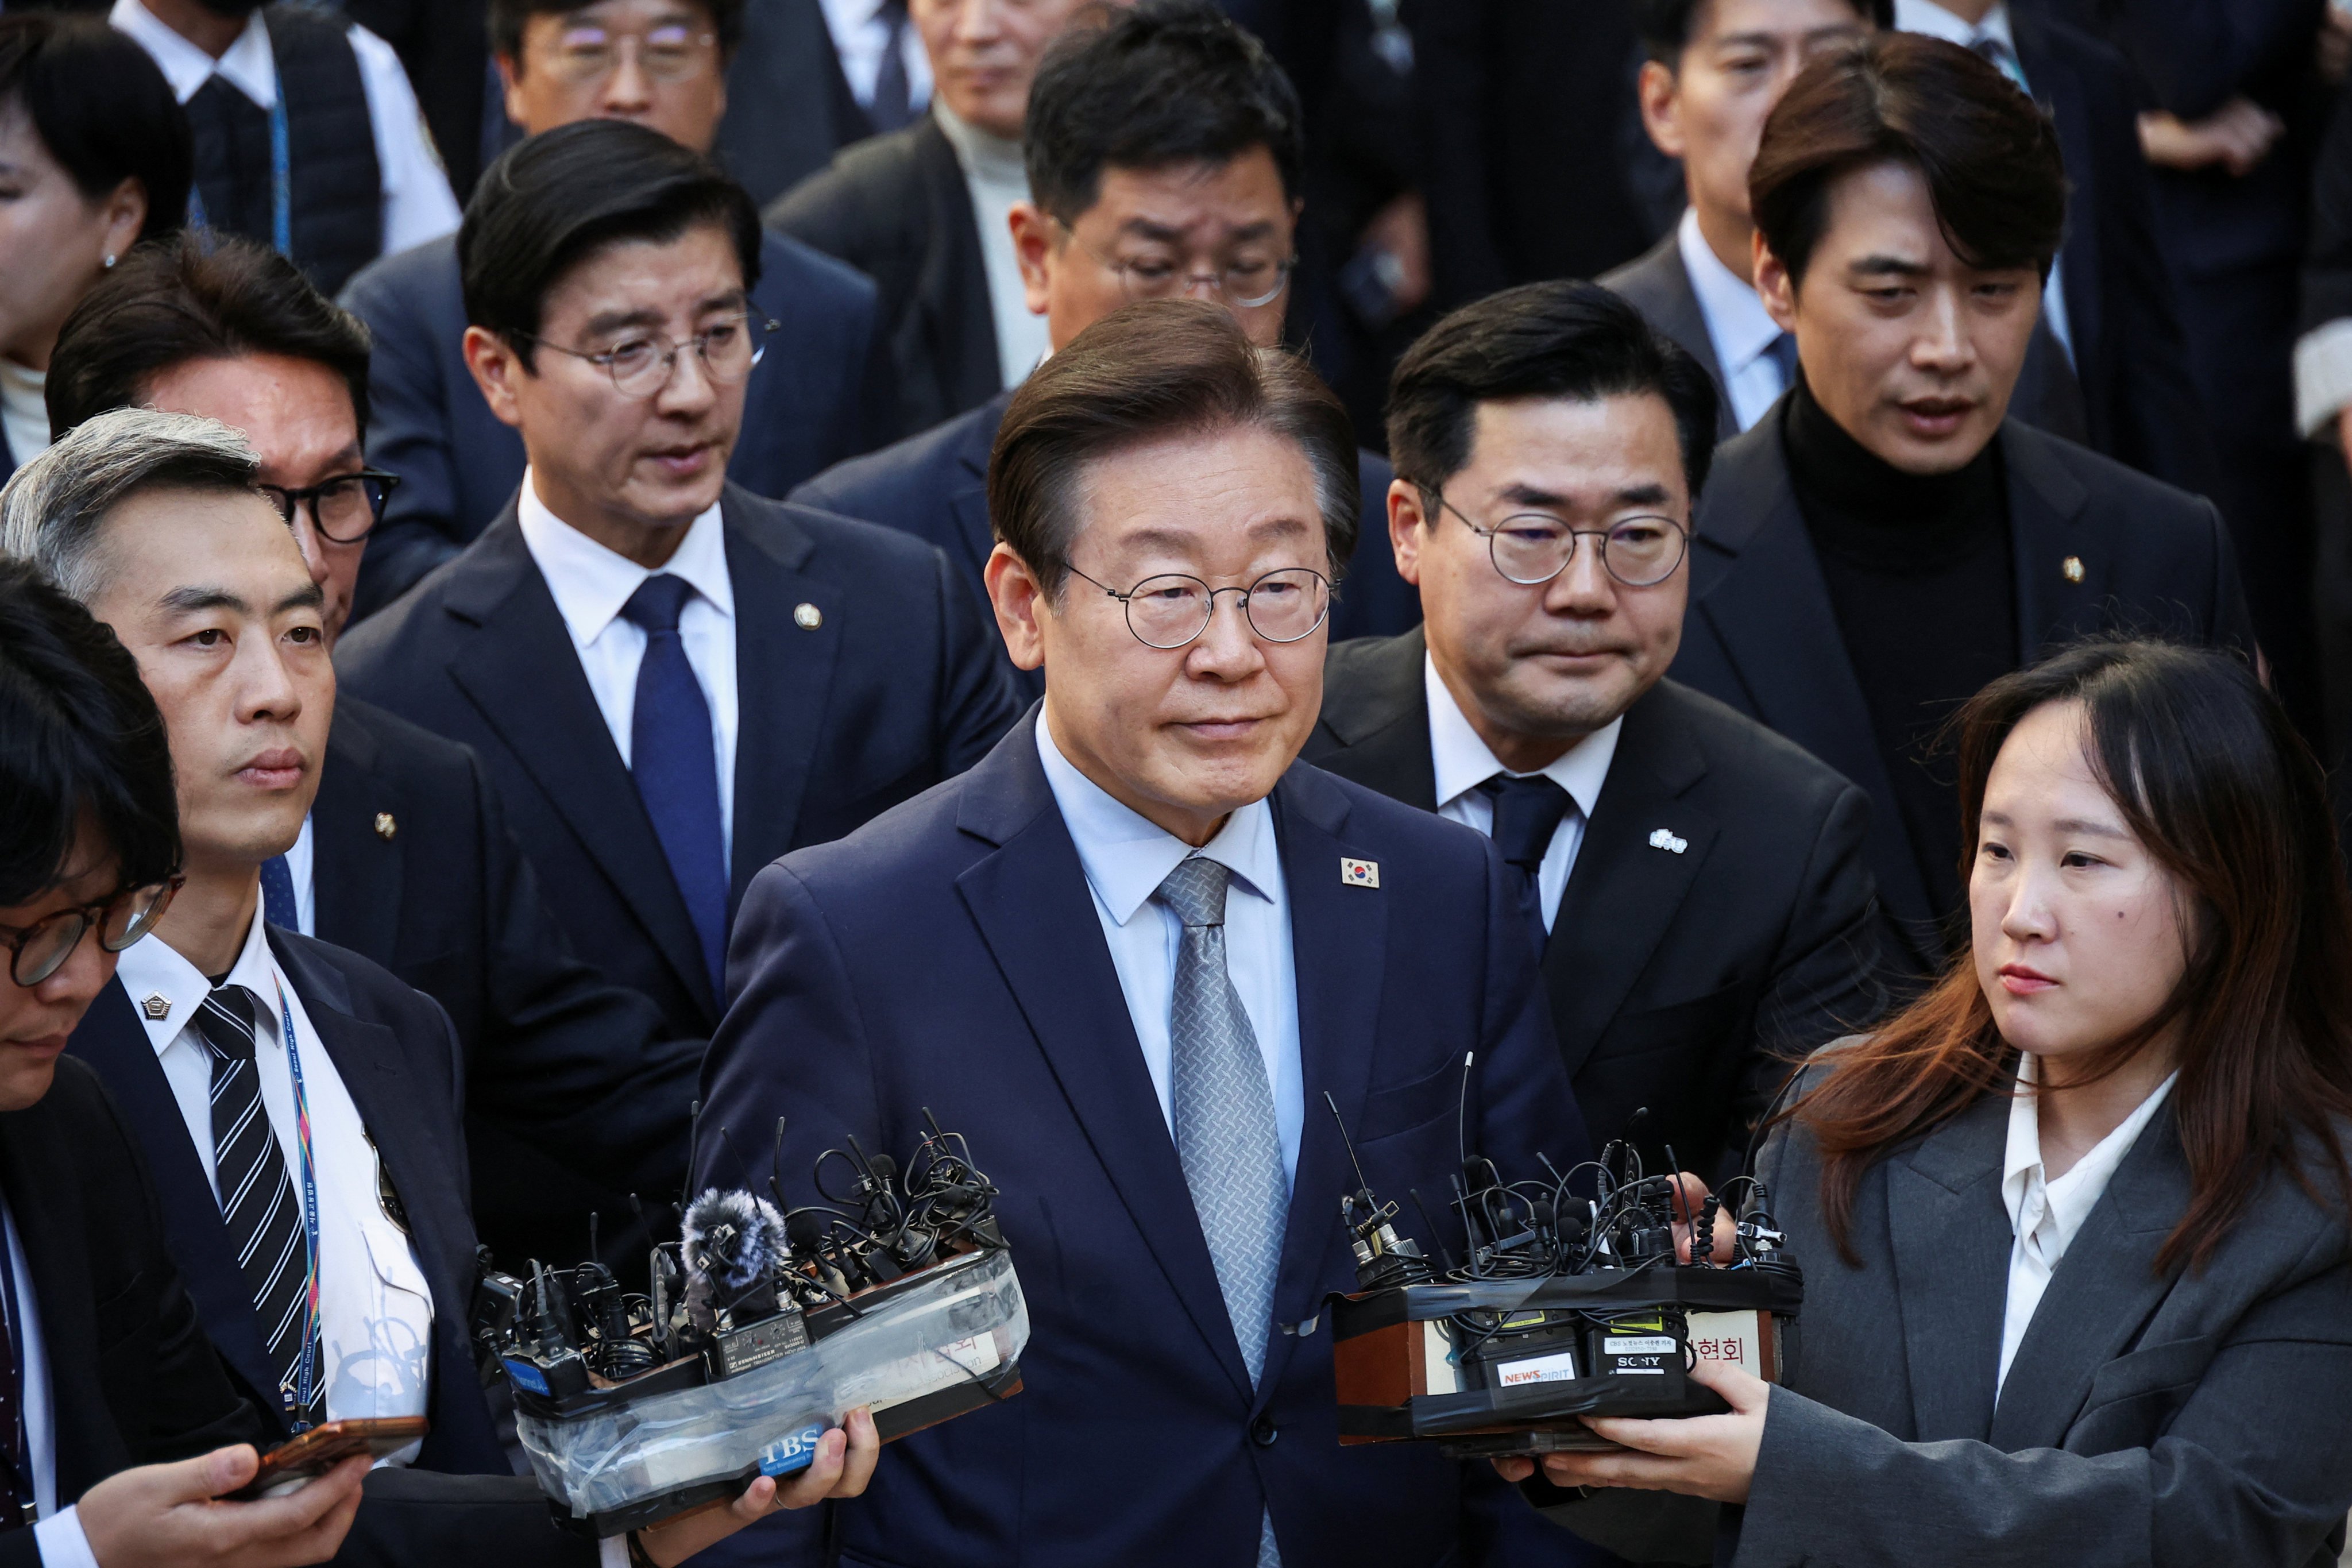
[1323,1072,1801,1460]
[477,1110,1028,1538]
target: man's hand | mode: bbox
[1491,1358,1768,1504]
[76,1444,368,1568]
[633,1408,880,1567]
[2138,98,2286,177]
[1664,1172,1735,1265]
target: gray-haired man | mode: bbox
[0,408,876,1566]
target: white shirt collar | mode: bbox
[1894,0,2015,53]
[113,889,277,1059]
[2000,1052,2178,1258]
[1676,206,1785,378]
[111,0,280,107]
[1034,715,1282,928]
[1425,652,1621,823]
[515,469,733,655]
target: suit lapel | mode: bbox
[1256,767,1387,1402]
[1690,435,1938,966]
[1542,692,1716,1080]
[1313,629,1439,810]
[310,705,402,963]
[951,727,1256,1399]
[1989,1106,2190,1450]
[2013,18,2104,379]
[1884,1090,2013,1442]
[724,500,841,905]
[2003,424,2102,659]
[64,981,284,1430]
[942,399,1005,581]
[0,1088,110,1492]
[1652,245,1737,443]
[443,511,716,1019]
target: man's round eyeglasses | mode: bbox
[1057,220,1296,310]
[1427,489,1689,588]
[260,469,401,546]
[1062,563,1332,650]
[518,312,778,399]
[0,876,182,988]
[543,23,718,83]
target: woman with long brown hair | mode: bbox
[1505,638,2352,1565]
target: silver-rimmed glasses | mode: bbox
[1429,491,1689,588]
[1062,563,1332,648]
[518,312,778,398]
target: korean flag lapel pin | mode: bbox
[1341,857,1380,889]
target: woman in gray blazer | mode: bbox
[1508,638,2352,1567]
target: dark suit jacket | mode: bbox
[714,0,871,208]
[0,1056,261,1558]
[695,713,1592,1566]
[337,229,881,620]
[1670,411,2257,979]
[65,933,600,1563]
[341,0,489,199]
[1599,237,1740,444]
[1304,632,1883,1179]
[2008,6,2216,495]
[766,113,999,444]
[789,390,1425,702]
[1532,1064,2352,1566]
[334,482,1024,1041]
[317,695,701,1275]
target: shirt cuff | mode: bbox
[2294,318,2352,439]
[33,1505,101,1568]
[598,1534,632,1568]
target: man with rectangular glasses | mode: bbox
[337,120,1020,1053]
[335,0,882,622]
[1303,280,1885,1183]
[698,294,1589,1568]
[790,0,1420,702]
[44,231,709,1288]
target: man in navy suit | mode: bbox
[337,121,1021,1046]
[698,299,1590,1566]
[790,0,1420,704]
[336,0,883,621]
[1,408,876,1565]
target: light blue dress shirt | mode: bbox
[1034,718,1304,1187]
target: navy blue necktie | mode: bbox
[1479,774,1574,954]
[259,853,299,930]
[620,575,728,997]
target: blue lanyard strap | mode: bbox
[184,76,293,261]
[269,978,322,1430]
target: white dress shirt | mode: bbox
[1426,654,1621,934]
[1035,717,1304,1185]
[113,907,432,1455]
[933,99,1049,391]
[516,472,740,862]
[816,0,930,116]
[109,0,461,259]
[1893,0,2074,364]
[0,358,47,469]
[1995,1055,2178,1397]
[3,1200,102,1568]
[1678,207,1791,434]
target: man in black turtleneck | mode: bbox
[1670,33,2254,984]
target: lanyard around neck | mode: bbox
[268,975,323,1430]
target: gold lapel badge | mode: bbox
[374,812,398,841]
[2061,555,2085,584]
[793,602,824,631]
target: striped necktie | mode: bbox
[193,984,323,1427]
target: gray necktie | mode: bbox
[1156,857,1288,1384]
[1156,856,1287,1567]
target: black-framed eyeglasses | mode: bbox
[260,469,401,546]
[0,876,183,988]
[1055,218,1296,310]
[1427,489,1689,588]
[517,312,778,399]
[1061,562,1331,649]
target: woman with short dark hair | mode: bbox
[0,13,191,476]
[1512,639,2352,1567]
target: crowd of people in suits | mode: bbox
[1,0,2351,1564]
